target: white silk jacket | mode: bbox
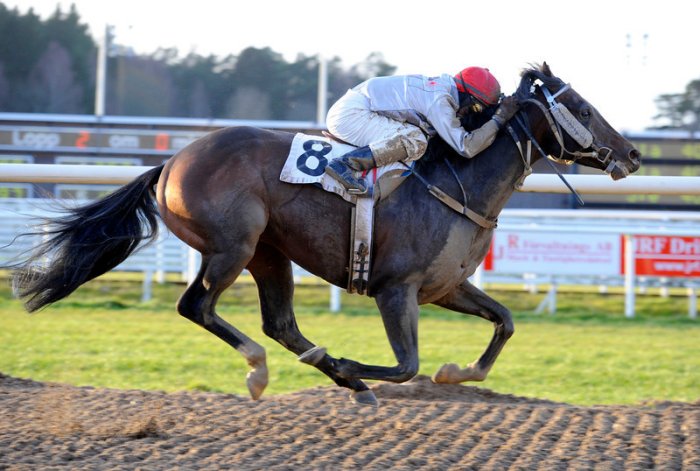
[352,74,500,158]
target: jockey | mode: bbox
[324,67,520,194]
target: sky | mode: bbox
[6,0,699,131]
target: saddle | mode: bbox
[280,132,413,295]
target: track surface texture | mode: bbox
[1,373,698,470]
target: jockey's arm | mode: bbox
[427,96,501,158]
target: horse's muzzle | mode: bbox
[607,148,641,180]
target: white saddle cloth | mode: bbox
[280,133,409,203]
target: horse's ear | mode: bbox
[541,62,552,77]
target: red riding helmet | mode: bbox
[453,67,501,106]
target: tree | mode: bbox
[0,3,94,113]
[188,79,211,118]
[110,55,173,116]
[229,47,288,119]
[27,40,83,113]
[168,52,231,118]
[44,4,95,111]
[284,53,320,120]
[0,2,397,117]
[654,79,700,132]
[226,86,271,119]
[0,63,9,109]
[0,4,44,81]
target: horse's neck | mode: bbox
[462,137,535,220]
[416,128,544,223]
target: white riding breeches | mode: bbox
[326,90,428,165]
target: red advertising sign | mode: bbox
[624,235,700,277]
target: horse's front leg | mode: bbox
[431,280,514,384]
[329,284,420,384]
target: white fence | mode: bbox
[2,163,700,195]
[1,164,699,318]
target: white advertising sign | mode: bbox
[486,231,621,276]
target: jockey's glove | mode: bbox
[493,96,520,124]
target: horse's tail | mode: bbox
[12,164,165,312]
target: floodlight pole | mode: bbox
[316,55,328,125]
[95,24,113,116]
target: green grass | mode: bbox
[0,276,698,406]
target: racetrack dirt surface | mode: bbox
[1,373,698,470]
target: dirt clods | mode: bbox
[1,373,698,470]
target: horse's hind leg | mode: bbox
[431,280,514,384]
[247,244,375,404]
[177,252,268,399]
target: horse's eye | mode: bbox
[581,108,591,120]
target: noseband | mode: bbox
[520,83,624,176]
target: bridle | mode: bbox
[506,81,629,203]
[512,82,627,178]
[404,80,626,228]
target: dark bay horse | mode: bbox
[11,63,640,405]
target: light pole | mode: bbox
[316,55,328,125]
[94,24,113,116]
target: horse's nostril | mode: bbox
[628,149,641,171]
[629,148,641,163]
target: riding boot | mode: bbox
[324,146,376,194]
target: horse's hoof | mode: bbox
[432,363,461,384]
[246,365,268,400]
[298,346,327,366]
[351,389,378,407]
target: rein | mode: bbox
[402,161,497,230]
[402,81,622,227]
[510,112,585,205]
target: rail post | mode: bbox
[624,234,636,318]
[689,284,698,320]
[330,285,341,313]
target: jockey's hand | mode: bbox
[494,96,520,122]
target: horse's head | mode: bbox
[514,63,641,180]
